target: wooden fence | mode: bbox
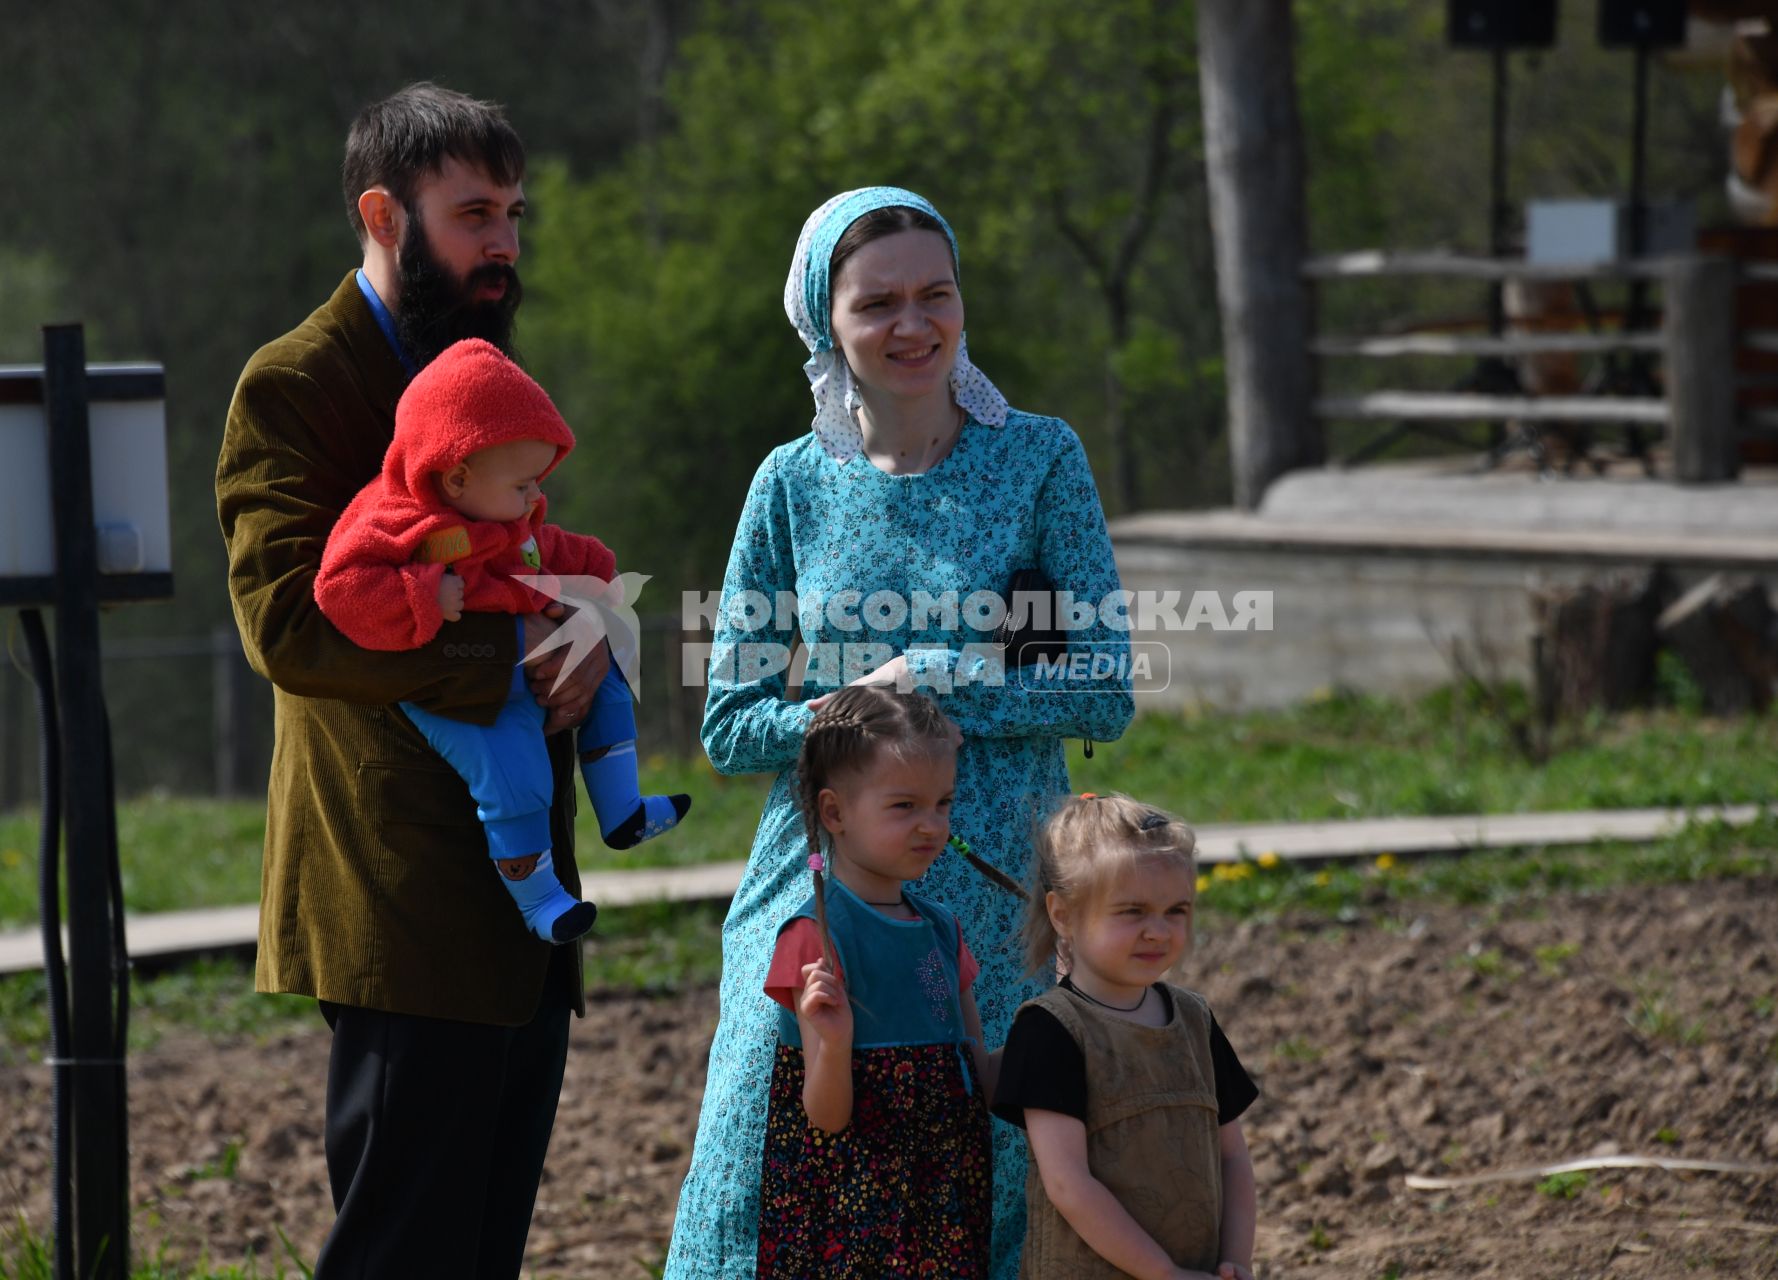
[1306,252,1743,481]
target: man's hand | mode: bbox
[521,606,612,735]
[437,572,466,622]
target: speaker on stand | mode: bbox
[1599,0,1688,472]
[1422,3,1559,470]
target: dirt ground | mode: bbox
[4,876,1778,1278]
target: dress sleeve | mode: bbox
[1210,1012,1259,1125]
[906,426,1134,744]
[990,1004,1087,1129]
[700,451,816,775]
[763,918,843,1010]
[218,361,515,719]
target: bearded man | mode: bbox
[215,82,608,1279]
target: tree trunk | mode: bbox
[1197,0,1321,509]
[1532,572,1665,717]
[1656,575,1776,714]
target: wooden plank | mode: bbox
[1110,511,1778,568]
[1313,332,1663,358]
[1315,392,1670,424]
[1303,250,1681,282]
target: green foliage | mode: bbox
[1536,1170,1590,1200]
[583,900,726,993]
[5,689,1775,929]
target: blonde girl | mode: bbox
[992,793,1258,1280]
[755,685,1010,1279]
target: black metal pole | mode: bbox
[1626,42,1652,327]
[1488,39,1509,336]
[44,323,129,1280]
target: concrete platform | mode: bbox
[0,804,1763,975]
[1110,459,1778,710]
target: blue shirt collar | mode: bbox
[355,269,418,378]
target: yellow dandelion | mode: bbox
[1257,851,1281,870]
[1374,852,1397,871]
[1212,863,1235,881]
[0,847,18,870]
[1313,869,1332,887]
[1196,874,1211,894]
[1228,862,1255,881]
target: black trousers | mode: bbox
[314,966,573,1280]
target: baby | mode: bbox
[315,337,689,943]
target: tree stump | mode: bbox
[1655,575,1777,714]
[1531,572,1665,718]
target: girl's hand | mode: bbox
[437,571,465,622]
[1217,1264,1256,1280]
[797,959,852,1047]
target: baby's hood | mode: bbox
[383,337,576,503]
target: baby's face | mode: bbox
[446,439,558,523]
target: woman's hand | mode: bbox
[806,652,910,714]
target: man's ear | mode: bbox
[436,465,469,500]
[817,787,845,837]
[358,188,402,250]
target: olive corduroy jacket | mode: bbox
[216,271,584,1025]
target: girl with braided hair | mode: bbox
[755,684,997,1277]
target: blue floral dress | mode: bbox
[665,410,1133,1279]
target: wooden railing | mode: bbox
[1304,252,1739,482]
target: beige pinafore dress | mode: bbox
[1019,983,1223,1278]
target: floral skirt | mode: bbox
[756,1041,992,1278]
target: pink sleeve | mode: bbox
[957,931,980,990]
[763,918,844,1010]
[532,522,618,582]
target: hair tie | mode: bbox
[1139,811,1169,832]
[808,853,824,872]
[1079,792,1100,800]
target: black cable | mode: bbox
[99,704,129,1219]
[21,608,74,1280]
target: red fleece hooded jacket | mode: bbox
[315,338,616,651]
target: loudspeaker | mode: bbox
[1598,0,1686,48]
[1448,0,1558,48]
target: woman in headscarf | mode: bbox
[664,186,1134,1278]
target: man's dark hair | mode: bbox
[342,82,525,243]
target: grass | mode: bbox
[1,810,1775,1276]
[3,688,1774,929]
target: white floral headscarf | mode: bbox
[784,186,1010,463]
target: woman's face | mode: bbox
[828,229,963,405]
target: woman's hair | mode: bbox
[1024,792,1197,976]
[828,205,951,291]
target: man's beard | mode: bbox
[393,208,523,370]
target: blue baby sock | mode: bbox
[578,739,691,850]
[496,849,597,943]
